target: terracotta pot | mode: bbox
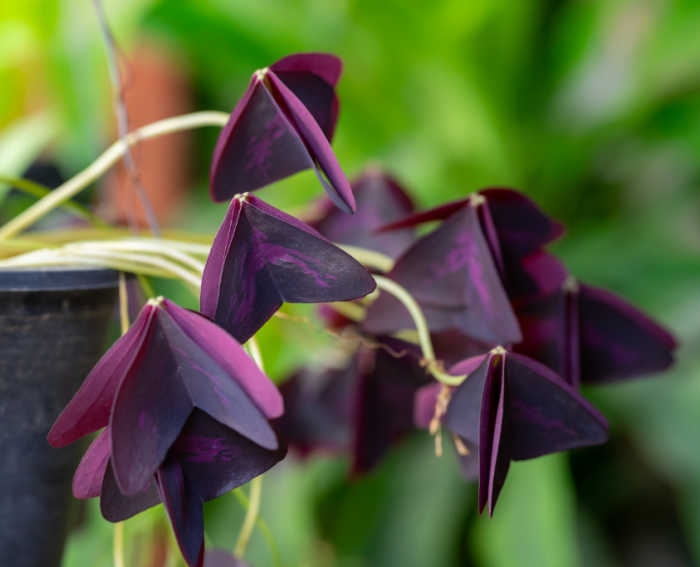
[0,268,119,567]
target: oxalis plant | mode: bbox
[0,52,678,567]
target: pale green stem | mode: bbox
[113,521,125,567]
[0,253,174,279]
[114,277,129,567]
[68,250,202,288]
[232,490,281,567]
[76,237,212,256]
[0,111,230,240]
[246,335,265,371]
[236,335,265,559]
[118,272,130,333]
[234,476,263,558]
[69,241,206,273]
[373,275,465,386]
[124,238,212,256]
[337,244,393,272]
[0,238,54,252]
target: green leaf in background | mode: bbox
[0,112,57,202]
[0,174,105,225]
[471,454,580,567]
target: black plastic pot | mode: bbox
[0,267,119,567]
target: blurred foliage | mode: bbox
[1,0,699,566]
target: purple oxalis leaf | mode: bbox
[515,279,677,386]
[478,357,510,516]
[309,167,416,258]
[210,54,355,212]
[110,300,278,494]
[270,52,342,140]
[72,428,111,499]
[352,340,431,474]
[504,250,568,303]
[363,204,522,346]
[278,361,358,457]
[74,410,284,567]
[157,457,205,567]
[49,296,283,497]
[437,349,608,515]
[378,189,566,302]
[280,337,429,473]
[100,461,161,522]
[200,194,376,343]
[478,188,565,257]
[169,410,286,502]
[47,306,155,448]
[578,283,676,382]
[380,189,563,257]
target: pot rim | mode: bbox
[0,266,120,291]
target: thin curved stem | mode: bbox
[234,476,263,558]
[373,275,465,386]
[94,0,160,235]
[0,111,229,240]
[232,489,281,567]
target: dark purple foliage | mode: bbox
[47,296,286,563]
[478,188,564,257]
[352,341,431,473]
[310,167,417,258]
[73,410,284,567]
[49,299,283,454]
[430,329,492,367]
[209,53,355,213]
[379,188,566,302]
[47,43,679,548]
[200,194,376,343]
[516,278,677,386]
[280,339,430,473]
[277,361,358,456]
[50,298,282,497]
[416,349,608,515]
[270,52,342,140]
[363,203,522,346]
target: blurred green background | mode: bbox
[1,0,699,566]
